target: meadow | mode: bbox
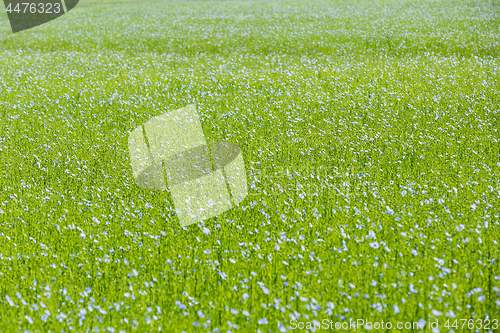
[0,0,499,331]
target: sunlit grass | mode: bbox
[0,0,499,332]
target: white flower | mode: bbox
[432,309,443,316]
[259,285,270,294]
[258,318,269,325]
[5,296,14,307]
[434,258,444,265]
[369,242,379,249]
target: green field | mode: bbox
[0,0,499,331]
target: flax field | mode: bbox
[0,0,499,332]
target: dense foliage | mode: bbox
[0,0,499,331]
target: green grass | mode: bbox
[0,0,499,332]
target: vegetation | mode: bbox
[0,0,499,331]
